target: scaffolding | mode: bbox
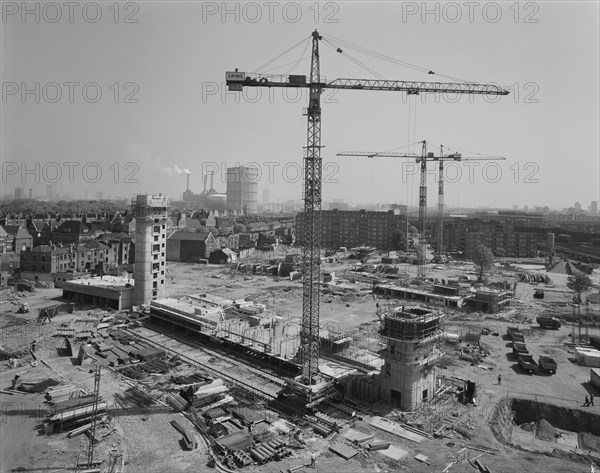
[379,304,447,410]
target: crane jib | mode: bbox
[225,73,509,95]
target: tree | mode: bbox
[391,229,406,251]
[472,244,494,282]
[567,271,593,305]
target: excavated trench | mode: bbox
[490,397,600,461]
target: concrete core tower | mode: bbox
[132,194,168,306]
[380,305,446,410]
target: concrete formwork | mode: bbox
[379,305,445,411]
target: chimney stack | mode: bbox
[186,173,190,191]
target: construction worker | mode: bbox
[310,452,316,468]
[497,374,502,385]
[591,394,595,406]
[584,396,590,407]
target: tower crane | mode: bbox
[337,141,505,278]
[225,30,509,400]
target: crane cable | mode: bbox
[251,35,311,74]
[285,37,311,75]
[321,38,386,80]
[325,33,474,83]
[260,56,310,75]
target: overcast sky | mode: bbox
[2,1,599,210]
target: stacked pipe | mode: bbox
[313,423,330,437]
[250,447,267,464]
[266,439,292,460]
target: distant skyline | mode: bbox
[2,2,599,209]
[2,184,597,216]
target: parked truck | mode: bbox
[537,355,557,374]
[512,331,525,344]
[506,326,521,339]
[518,354,537,374]
[512,342,529,357]
[536,316,561,330]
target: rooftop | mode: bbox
[377,284,464,301]
[65,275,132,289]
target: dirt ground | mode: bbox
[1,254,599,473]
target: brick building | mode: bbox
[0,225,33,254]
[20,241,114,275]
[464,231,537,258]
[296,209,408,251]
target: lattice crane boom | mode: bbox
[226,30,509,394]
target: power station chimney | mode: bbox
[203,174,207,193]
[186,173,190,191]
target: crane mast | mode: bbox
[300,30,323,385]
[225,30,509,401]
[437,145,445,262]
[417,142,428,278]
[337,143,505,278]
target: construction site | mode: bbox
[2,30,600,473]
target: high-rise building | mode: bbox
[46,184,56,200]
[574,202,582,211]
[591,201,599,215]
[15,187,24,199]
[226,166,258,215]
[132,194,168,306]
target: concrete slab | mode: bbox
[511,427,554,454]
[329,441,359,460]
[342,428,369,442]
[555,429,579,449]
[378,445,408,461]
